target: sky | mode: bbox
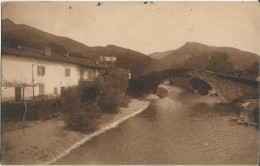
[2,2,260,55]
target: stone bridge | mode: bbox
[185,69,259,102]
[128,68,259,103]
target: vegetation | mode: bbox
[2,98,60,122]
[2,66,131,133]
[60,67,130,132]
[184,51,235,74]
[160,42,260,77]
[64,102,101,132]
[245,62,260,80]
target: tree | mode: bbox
[208,51,234,74]
[245,62,260,79]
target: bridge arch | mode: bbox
[166,74,215,95]
[127,68,259,103]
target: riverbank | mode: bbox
[1,99,149,165]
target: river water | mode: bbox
[54,86,259,165]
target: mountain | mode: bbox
[160,42,259,71]
[148,49,175,60]
[2,19,164,78]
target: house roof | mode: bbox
[2,46,105,69]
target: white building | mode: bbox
[2,47,105,102]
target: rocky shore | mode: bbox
[1,99,149,165]
[233,99,259,127]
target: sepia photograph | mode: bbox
[1,1,259,165]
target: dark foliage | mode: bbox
[251,107,259,124]
[104,68,129,94]
[245,62,260,80]
[65,103,101,132]
[97,87,119,113]
[1,99,60,122]
[184,51,235,74]
[118,95,131,108]
[60,68,130,132]
[79,81,102,102]
[60,86,82,114]
[2,103,24,122]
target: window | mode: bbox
[88,70,93,79]
[61,87,65,94]
[93,70,99,77]
[65,68,70,77]
[39,84,45,96]
[80,69,84,81]
[37,66,45,76]
[54,87,58,94]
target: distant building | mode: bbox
[99,56,117,63]
[2,47,105,102]
[256,76,260,81]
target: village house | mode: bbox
[1,46,105,102]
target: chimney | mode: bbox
[44,47,51,56]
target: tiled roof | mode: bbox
[2,46,105,69]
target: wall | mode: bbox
[2,55,99,102]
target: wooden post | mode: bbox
[22,86,27,121]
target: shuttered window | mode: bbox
[65,68,70,77]
[80,70,84,81]
[54,87,58,94]
[88,70,93,79]
[37,66,45,76]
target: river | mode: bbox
[54,86,259,165]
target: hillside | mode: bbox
[2,19,164,78]
[160,42,259,71]
[148,49,175,60]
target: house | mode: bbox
[99,56,117,63]
[1,46,105,102]
[256,76,260,81]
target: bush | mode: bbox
[118,95,131,108]
[1,98,60,122]
[157,87,168,98]
[60,85,102,132]
[60,86,82,114]
[65,103,100,132]
[104,68,129,94]
[251,107,259,124]
[98,87,119,113]
[2,103,24,122]
[26,99,60,120]
[79,80,103,102]
[60,67,130,132]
